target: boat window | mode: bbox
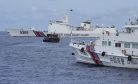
[132,43,138,49]
[115,43,121,47]
[124,42,130,48]
[56,21,63,23]
[64,34,71,36]
[102,41,107,46]
[108,41,111,46]
[72,34,79,36]
[80,34,89,36]
[126,28,131,33]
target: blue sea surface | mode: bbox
[0,31,138,84]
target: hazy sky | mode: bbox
[0,0,138,31]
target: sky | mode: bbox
[0,0,138,31]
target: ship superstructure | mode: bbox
[69,18,138,69]
[48,14,116,37]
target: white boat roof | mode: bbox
[124,25,138,28]
[103,34,138,43]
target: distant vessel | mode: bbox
[48,14,117,37]
[6,14,116,37]
[70,19,138,69]
[43,33,60,43]
[6,28,46,37]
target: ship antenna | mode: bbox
[69,9,73,43]
[64,13,69,24]
[64,9,73,24]
[70,26,73,43]
[102,24,104,39]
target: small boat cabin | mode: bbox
[43,34,60,43]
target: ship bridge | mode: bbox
[123,19,138,35]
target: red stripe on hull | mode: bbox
[86,45,100,65]
[33,31,45,37]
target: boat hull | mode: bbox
[70,43,138,69]
[43,39,60,43]
[6,28,46,37]
[43,34,60,43]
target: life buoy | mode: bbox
[128,55,132,61]
[101,52,106,56]
[81,47,84,52]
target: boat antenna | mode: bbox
[102,24,104,39]
[64,9,73,25]
[69,9,73,43]
[70,26,73,43]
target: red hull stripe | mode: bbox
[86,45,102,65]
[94,52,103,65]
[39,32,46,37]
[33,31,45,37]
[33,31,40,37]
[36,31,41,37]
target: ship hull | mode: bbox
[70,43,138,69]
[6,28,46,37]
[43,38,60,43]
[48,28,116,37]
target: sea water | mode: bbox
[0,31,138,84]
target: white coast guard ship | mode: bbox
[70,19,138,69]
[48,14,116,37]
[6,28,46,37]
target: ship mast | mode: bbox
[63,14,69,24]
[70,27,73,43]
